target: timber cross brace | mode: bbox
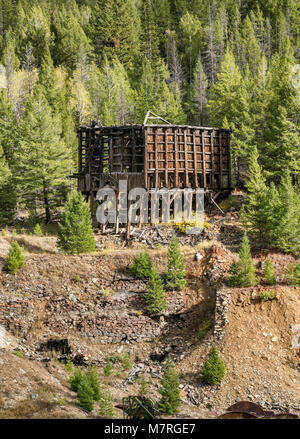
[72,116,232,226]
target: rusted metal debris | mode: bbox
[218,401,299,419]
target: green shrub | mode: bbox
[70,368,84,392]
[158,357,181,415]
[264,257,276,285]
[165,233,186,291]
[57,191,96,255]
[99,386,114,417]
[131,252,153,279]
[6,241,25,274]
[1,229,6,236]
[203,345,226,385]
[65,356,74,373]
[259,289,275,302]
[77,374,95,412]
[198,320,212,341]
[33,223,43,236]
[294,262,300,286]
[74,274,81,283]
[144,268,167,314]
[86,365,101,401]
[228,233,258,287]
[104,360,113,376]
[138,374,148,398]
[120,353,132,370]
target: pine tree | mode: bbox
[144,268,167,314]
[70,368,84,392]
[13,85,70,223]
[271,174,300,253]
[51,6,92,72]
[256,40,300,182]
[228,233,258,287]
[57,190,96,255]
[187,55,208,125]
[33,223,43,236]
[158,357,181,415]
[86,365,101,402]
[179,11,203,83]
[131,252,153,279]
[6,241,25,274]
[88,0,139,68]
[140,0,160,67]
[203,345,226,385]
[207,48,255,182]
[99,385,114,418]
[264,257,276,285]
[166,233,186,291]
[240,146,268,244]
[294,262,300,287]
[77,374,94,412]
[138,374,148,398]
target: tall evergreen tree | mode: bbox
[57,190,96,254]
[144,267,167,314]
[228,233,258,287]
[13,85,70,222]
[88,0,139,68]
[158,357,181,415]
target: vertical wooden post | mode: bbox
[184,130,189,187]
[211,130,215,188]
[228,130,232,189]
[219,131,223,189]
[115,190,120,234]
[193,130,198,188]
[144,126,148,190]
[201,130,206,187]
[126,200,132,239]
[164,130,168,188]
[155,128,159,187]
[132,127,136,172]
[174,128,179,187]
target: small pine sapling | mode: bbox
[131,252,153,279]
[166,233,186,291]
[203,345,226,385]
[144,268,167,314]
[6,241,25,274]
[77,374,95,412]
[264,257,276,285]
[158,357,181,415]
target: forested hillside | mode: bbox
[0,0,299,224]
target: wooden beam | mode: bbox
[184,131,189,187]
[193,130,198,188]
[174,129,179,187]
[154,129,159,187]
[201,130,206,187]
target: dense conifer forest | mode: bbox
[0,0,299,239]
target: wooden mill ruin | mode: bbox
[74,113,232,227]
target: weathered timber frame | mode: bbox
[74,123,231,225]
[75,123,231,191]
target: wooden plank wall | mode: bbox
[77,124,231,194]
[145,126,231,190]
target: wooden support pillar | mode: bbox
[174,129,179,187]
[155,129,159,187]
[211,130,215,188]
[164,130,168,188]
[193,130,198,188]
[201,130,206,188]
[219,132,223,189]
[184,131,189,187]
